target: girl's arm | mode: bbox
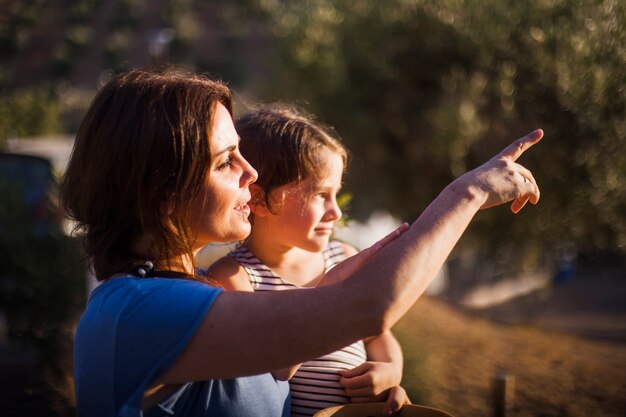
[153,130,543,384]
[363,332,403,376]
[207,256,255,291]
[340,332,404,402]
[334,243,405,396]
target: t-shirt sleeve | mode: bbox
[115,279,222,416]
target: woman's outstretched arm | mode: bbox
[154,129,543,384]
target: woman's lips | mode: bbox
[235,203,251,217]
[235,192,252,217]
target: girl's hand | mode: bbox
[380,386,411,416]
[454,129,543,213]
[339,361,403,401]
[339,383,412,416]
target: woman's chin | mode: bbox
[195,224,251,247]
[221,224,251,243]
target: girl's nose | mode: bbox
[324,199,342,222]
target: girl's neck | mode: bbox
[245,228,326,287]
[245,227,301,267]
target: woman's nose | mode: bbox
[240,157,258,188]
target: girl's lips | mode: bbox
[314,227,333,234]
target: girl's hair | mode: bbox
[60,67,232,281]
[235,103,348,213]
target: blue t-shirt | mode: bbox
[74,277,290,417]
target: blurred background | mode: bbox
[0,0,624,416]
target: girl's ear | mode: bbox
[249,184,269,217]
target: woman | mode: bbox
[61,67,542,417]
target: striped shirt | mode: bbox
[229,242,367,417]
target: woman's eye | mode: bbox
[216,158,232,171]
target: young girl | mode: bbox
[207,104,406,416]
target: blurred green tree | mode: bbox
[245,0,626,271]
[0,88,60,142]
[1,0,623,271]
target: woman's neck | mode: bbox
[133,234,196,275]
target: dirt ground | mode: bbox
[470,262,626,343]
[393,262,626,417]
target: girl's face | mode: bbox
[189,103,258,249]
[264,150,344,252]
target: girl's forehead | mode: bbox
[299,168,343,191]
[308,150,344,175]
[267,150,345,196]
[277,172,337,195]
[317,148,344,164]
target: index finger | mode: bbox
[497,129,543,162]
[369,222,410,252]
[320,223,409,286]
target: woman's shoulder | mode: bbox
[87,276,222,319]
[97,275,216,293]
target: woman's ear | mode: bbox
[160,199,175,216]
[249,184,269,217]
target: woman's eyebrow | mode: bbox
[212,144,237,158]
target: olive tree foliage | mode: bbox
[244,0,626,268]
[1,0,623,272]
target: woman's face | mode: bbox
[189,103,258,249]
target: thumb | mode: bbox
[382,386,411,416]
[339,362,369,379]
[324,224,409,286]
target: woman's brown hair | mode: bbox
[235,103,348,213]
[61,67,232,280]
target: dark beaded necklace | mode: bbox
[126,261,193,279]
